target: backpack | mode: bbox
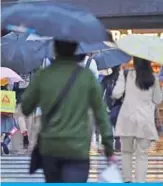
[102,71,127,127]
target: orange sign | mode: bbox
[2,95,10,104]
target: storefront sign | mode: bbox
[111,29,163,40]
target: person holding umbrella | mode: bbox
[113,34,163,182]
[21,40,113,183]
[0,68,30,154]
[3,2,114,182]
[1,82,19,155]
[92,37,131,151]
[112,58,162,182]
[101,65,123,151]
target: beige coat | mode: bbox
[112,70,162,141]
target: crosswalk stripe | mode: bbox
[1,153,163,183]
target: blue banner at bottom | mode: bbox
[1,183,163,186]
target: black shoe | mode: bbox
[1,142,9,154]
[23,135,29,149]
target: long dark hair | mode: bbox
[133,57,155,90]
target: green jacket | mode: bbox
[22,58,113,159]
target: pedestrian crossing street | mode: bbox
[1,151,163,183]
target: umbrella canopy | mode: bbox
[28,35,110,54]
[116,34,163,64]
[76,42,109,54]
[1,32,53,74]
[26,33,53,59]
[1,67,24,83]
[26,33,52,41]
[94,48,131,70]
[2,2,108,43]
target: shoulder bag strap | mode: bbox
[85,57,92,68]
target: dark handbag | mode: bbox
[110,104,122,127]
[29,66,82,174]
[29,135,41,174]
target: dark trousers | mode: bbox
[42,156,90,183]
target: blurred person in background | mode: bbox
[83,31,115,145]
[79,31,114,80]
[155,67,163,138]
[79,53,99,79]
[159,66,163,95]
[1,84,19,154]
[21,39,114,183]
[112,57,162,182]
[101,65,124,151]
[13,75,32,150]
[78,53,100,145]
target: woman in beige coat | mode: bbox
[112,57,162,183]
